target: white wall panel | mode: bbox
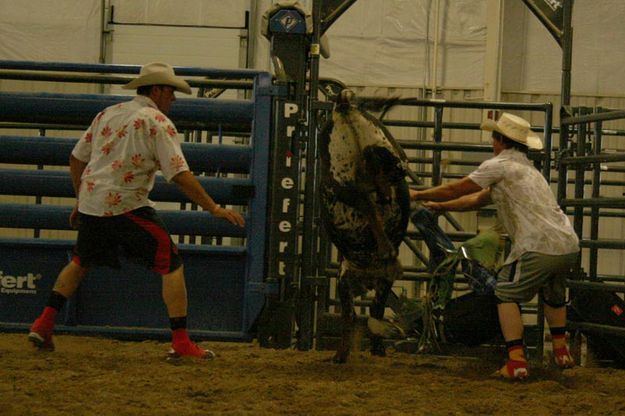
[111,0,249,27]
[502,0,625,97]
[107,24,244,99]
[0,0,101,62]
[318,0,487,88]
[109,25,241,68]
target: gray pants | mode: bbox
[495,251,579,306]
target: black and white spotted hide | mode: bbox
[319,90,410,363]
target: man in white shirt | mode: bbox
[410,113,579,380]
[28,62,245,359]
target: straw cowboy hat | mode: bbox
[480,112,543,150]
[123,62,191,94]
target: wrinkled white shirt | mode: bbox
[72,96,189,216]
[469,148,579,264]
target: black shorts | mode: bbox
[73,206,182,275]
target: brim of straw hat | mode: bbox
[480,119,543,151]
[123,72,191,95]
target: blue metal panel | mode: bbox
[0,239,250,339]
[0,240,70,324]
[74,248,247,332]
[242,72,274,331]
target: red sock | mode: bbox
[552,334,567,350]
[508,345,526,362]
[40,306,58,325]
[172,328,190,345]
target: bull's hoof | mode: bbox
[371,344,386,357]
[370,337,386,357]
[333,351,349,364]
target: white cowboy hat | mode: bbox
[480,112,543,150]
[123,62,191,94]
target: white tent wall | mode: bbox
[2,1,625,97]
[0,0,103,239]
[0,0,102,95]
[502,0,625,98]
[319,0,487,89]
[0,0,101,63]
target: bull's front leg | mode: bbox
[369,278,392,357]
[333,274,356,363]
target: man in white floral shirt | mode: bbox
[410,113,579,380]
[28,62,245,360]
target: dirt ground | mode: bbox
[1,333,625,416]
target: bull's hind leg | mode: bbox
[369,279,392,357]
[366,194,397,260]
[333,275,356,363]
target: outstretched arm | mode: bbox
[171,171,245,227]
[409,176,483,202]
[424,187,492,213]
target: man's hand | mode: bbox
[69,205,80,229]
[211,206,245,227]
[171,171,246,227]
[409,189,422,201]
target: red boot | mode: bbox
[169,329,215,360]
[554,346,575,369]
[28,317,55,351]
[169,340,215,359]
[498,359,529,380]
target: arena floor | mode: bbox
[1,333,624,415]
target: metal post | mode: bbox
[560,0,573,107]
[557,0,574,204]
[542,104,553,180]
[432,106,444,186]
[573,111,587,237]
[297,0,324,351]
[589,119,602,280]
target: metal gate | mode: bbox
[0,61,272,341]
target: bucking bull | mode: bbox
[319,90,411,363]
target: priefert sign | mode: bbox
[0,271,41,295]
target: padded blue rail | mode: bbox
[0,92,254,131]
[0,204,248,237]
[0,136,252,172]
[0,61,274,341]
[0,170,253,204]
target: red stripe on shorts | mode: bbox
[124,211,171,274]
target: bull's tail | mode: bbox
[335,90,406,116]
[355,96,402,114]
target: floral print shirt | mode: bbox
[469,148,579,264]
[72,95,189,216]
